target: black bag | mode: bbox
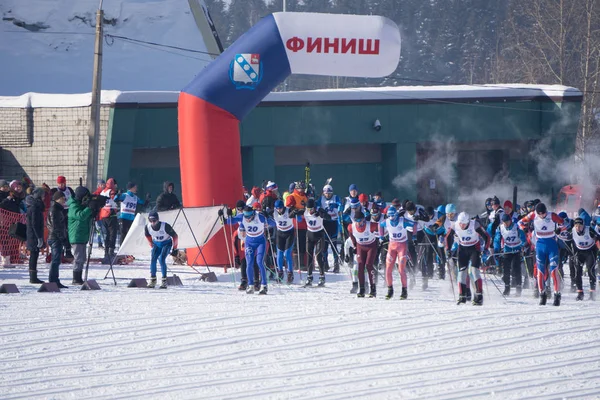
[8,222,27,242]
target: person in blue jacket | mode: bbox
[494,213,527,296]
[115,182,148,245]
[317,184,342,272]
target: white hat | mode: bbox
[266,181,277,190]
[323,184,333,193]
[457,212,470,224]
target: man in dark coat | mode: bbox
[47,191,68,288]
[156,181,181,212]
[26,188,46,284]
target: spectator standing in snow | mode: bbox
[47,191,68,288]
[93,179,107,248]
[26,187,46,284]
[0,180,10,202]
[67,186,94,285]
[51,176,75,259]
[156,181,181,212]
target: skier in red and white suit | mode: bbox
[348,210,379,298]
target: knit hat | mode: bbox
[236,200,245,209]
[349,184,358,192]
[504,200,513,209]
[148,211,159,221]
[574,217,584,225]
[358,193,368,203]
[75,186,90,201]
[57,176,66,184]
[98,179,106,185]
[501,213,512,222]
[535,203,547,214]
[52,191,65,201]
[9,180,21,191]
[266,181,277,190]
[0,179,8,187]
[126,181,136,190]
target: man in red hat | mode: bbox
[51,176,75,259]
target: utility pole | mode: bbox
[282,0,287,91]
[86,0,104,189]
[283,0,286,12]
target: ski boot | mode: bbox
[472,292,483,306]
[590,290,596,301]
[576,291,584,301]
[385,286,394,300]
[515,285,522,297]
[258,285,268,295]
[304,275,313,287]
[253,281,261,292]
[159,278,168,289]
[457,295,467,305]
[553,292,561,306]
[466,287,472,301]
[238,279,248,291]
[457,284,468,305]
[357,285,366,298]
[287,271,294,285]
[545,285,552,298]
[147,277,157,288]
[29,269,44,284]
[502,285,510,297]
[277,270,284,282]
[317,275,325,287]
[350,281,358,294]
[539,291,547,305]
[400,287,408,300]
[72,270,84,285]
[246,286,254,294]
[56,281,68,289]
[422,277,428,290]
[369,284,377,298]
[333,260,340,273]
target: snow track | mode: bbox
[1,256,599,399]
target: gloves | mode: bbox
[170,248,179,257]
[445,249,452,259]
[234,255,241,266]
[344,254,350,263]
[37,238,44,249]
[145,193,151,201]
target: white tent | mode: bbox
[117,206,223,257]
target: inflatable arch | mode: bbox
[178,12,401,265]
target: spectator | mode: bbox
[246,186,262,206]
[47,191,68,288]
[26,187,46,284]
[99,178,119,264]
[156,181,181,212]
[0,180,24,214]
[93,179,107,248]
[115,182,148,245]
[68,186,94,285]
[51,176,75,259]
[0,180,9,202]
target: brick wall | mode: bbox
[0,105,109,188]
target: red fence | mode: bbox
[0,208,27,265]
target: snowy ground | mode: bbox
[1,249,600,399]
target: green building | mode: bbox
[103,85,581,206]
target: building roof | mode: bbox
[0,84,582,108]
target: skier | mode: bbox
[285,181,308,269]
[371,192,386,209]
[318,184,342,273]
[144,211,178,289]
[494,213,527,296]
[114,182,148,245]
[518,203,565,306]
[220,207,259,290]
[403,201,430,289]
[422,206,444,287]
[343,184,359,212]
[379,206,409,300]
[303,198,331,287]
[273,200,296,284]
[445,211,491,305]
[556,211,576,293]
[569,217,598,300]
[236,205,274,294]
[348,210,379,297]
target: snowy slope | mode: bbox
[1,249,600,399]
[0,0,212,96]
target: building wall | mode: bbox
[0,105,109,187]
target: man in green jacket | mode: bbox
[68,186,94,285]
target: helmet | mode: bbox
[386,206,398,219]
[296,181,306,190]
[323,185,333,193]
[436,205,445,215]
[457,212,470,224]
[274,200,284,209]
[445,203,456,214]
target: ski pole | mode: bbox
[323,227,352,280]
[294,219,302,283]
[265,225,282,285]
[220,211,237,287]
